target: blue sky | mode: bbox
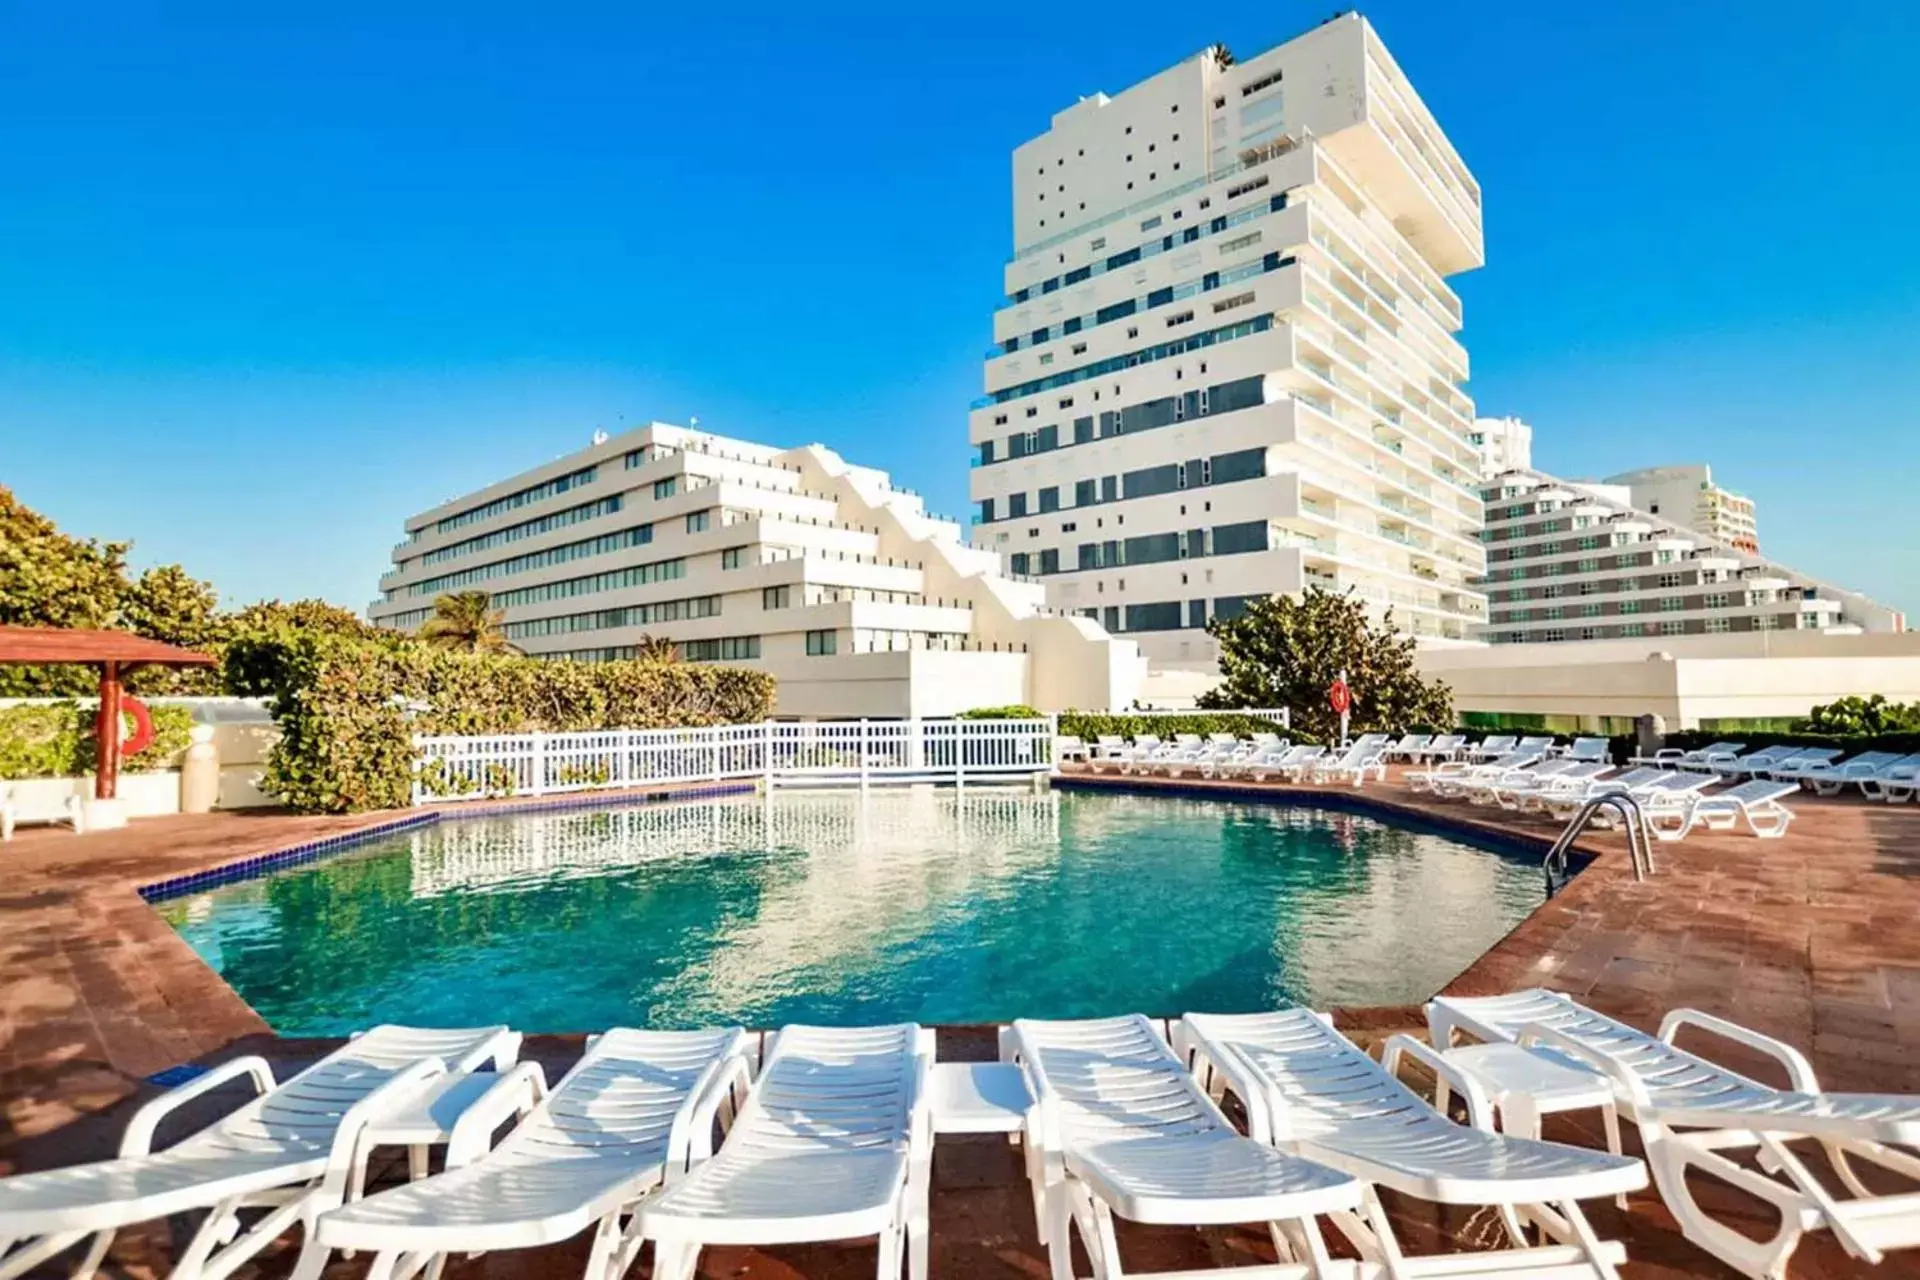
[2,0,1915,616]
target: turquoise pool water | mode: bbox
[159,790,1545,1035]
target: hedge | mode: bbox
[1058,712,1307,742]
[228,632,777,813]
[0,700,195,779]
[955,704,1043,720]
[1605,728,1920,766]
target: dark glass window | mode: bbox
[1008,492,1029,518]
[1124,601,1184,631]
[1039,486,1060,513]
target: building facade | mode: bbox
[1468,416,1532,478]
[1605,464,1758,553]
[1478,467,1901,644]
[968,13,1488,670]
[370,424,1144,717]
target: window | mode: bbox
[1659,596,1683,612]
[1008,492,1029,519]
[1661,620,1687,636]
[1704,617,1731,633]
[683,635,760,662]
[720,547,745,570]
[805,629,837,656]
[685,510,710,533]
[653,477,677,499]
[1010,553,1030,575]
[1657,572,1684,589]
[762,585,790,609]
[1039,548,1059,574]
[1703,592,1729,608]
[1074,479,1096,507]
[1039,486,1060,513]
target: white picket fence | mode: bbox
[410,718,1058,805]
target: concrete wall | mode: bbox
[1417,631,1920,728]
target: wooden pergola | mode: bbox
[0,627,217,800]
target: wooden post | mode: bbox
[95,661,122,800]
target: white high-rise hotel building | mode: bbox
[969,14,1487,667]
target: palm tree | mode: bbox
[420,591,520,655]
[633,633,681,664]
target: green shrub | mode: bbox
[1058,712,1300,742]
[233,632,777,813]
[0,700,194,779]
[955,704,1043,720]
[1794,695,1920,735]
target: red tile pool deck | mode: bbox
[3,772,1918,1278]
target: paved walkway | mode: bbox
[2,774,1917,1278]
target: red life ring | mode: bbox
[96,696,156,758]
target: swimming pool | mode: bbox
[158,789,1546,1035]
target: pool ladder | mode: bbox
[1544,793,1653,894]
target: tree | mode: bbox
[118,564,226,693]
[1198,587,1453,743]
[0,485,133,694]
[225,598,379,642]
[419,590,520,655]
[632,633,681,664]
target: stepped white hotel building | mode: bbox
[969,13,1488,669]
[1478,467,1902,644]
[369,424,1143,717]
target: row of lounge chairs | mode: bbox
[1633,741,1920,801]
[7,992,1916,1280]
[1062,732,1394,788]
[1409,748,1800,841]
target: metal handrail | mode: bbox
[1544,792,1653,893]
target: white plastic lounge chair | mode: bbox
[1455,759,1574,806]
[1204,737,1290,779]
[1558,738,1611,764]
[1163,735,1243,778]
[1778,750,1904,795]
[0,1025,517,1280]
[1703,745,1800,778]
[304,1027,745,1280]
[1411,750,1547,798]
[1533,767,1667,817]
[636,1023,932,1280]
[1231,744,1324,782]
[1052,735,1091,764]
[1515,735,1556,757]
[1009,1014,1360,1280]
[1309,741,1388,788]
[1630,741,1744,770]
[1417,733,1469,763]
[1861,755,1920,803]
[1643,778,1798,841]
[1488,762,1611,811]
[1754,747,1843,781]
[1429,989,1920,1280]
[1382,733,1431,762]
[1174,1009,1645,1280]
[1087,736,1127,768]
[1116,734,1167,774]
[1463,735,1519,763]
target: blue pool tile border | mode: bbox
[1049,774,1583,870]
[137,781,759,903]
